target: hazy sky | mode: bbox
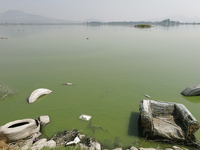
[1,0,200,22]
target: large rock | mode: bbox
[90,141,101,150]
[32,138,47,147]
[11,132,41,150]
[181,85,200,96]
[31,140,56,150]
[38,115,50,126]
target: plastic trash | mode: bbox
[66,137,80,145]
[79,114,92,121]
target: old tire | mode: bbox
[0,119,40,142]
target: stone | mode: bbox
[38,115,50,126]
[44,140,56,148]
[31,140,56,150]
[90,141,101,150]
[172,146,189,150]
[129,146,138,150]
[113,148,122,150]
[172,146,182,150]
[165,149,173,150]
[139,148,155,150]
[78,133,85,140]
[11,132,41,150]
[79,143,89,149]
[32,138,47,147]
[21,139,33,150]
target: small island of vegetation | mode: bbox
[134,24,151,28]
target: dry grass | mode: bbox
[0,85,15,99]
[0,133,16,150]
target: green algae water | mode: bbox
[1,24,200,149]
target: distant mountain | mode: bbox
[84,19,103,22]
[0,10,82,24]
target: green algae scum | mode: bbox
[1,25,200,149]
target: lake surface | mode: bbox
[1,24,200,149]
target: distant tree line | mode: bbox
[83,19,200,26]
[0,19,200,26]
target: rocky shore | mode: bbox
[1,128,191,150]
[0,114,195,150]
[0,124,191,150]
[1,99,199,150]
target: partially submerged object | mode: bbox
[0,119,40,142]
[0,84,15,99]
[63,83,74,86]
[139,100,200,147]
[28,88,52,103]
[181,85,200,96]
[144,94,150,98]
[79,114,92,121]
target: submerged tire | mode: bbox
[0,119,40,142]
[181,85,200,96]
[28,88,52,103]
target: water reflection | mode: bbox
[128,112,141,137]
[0,25,65,38]
[182,95,200,103]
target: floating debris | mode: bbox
[101,92,107,98]
[79,114,92,121]
[63,83,74,86]
[144,94,150,98]
[28,88,52,103]
[0,85,15,99]
[1,37,4,39]
[101,89,110,98]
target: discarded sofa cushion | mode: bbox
[153,116,185,141]
[181,85,200,96]
[139,100,200,144]
[0,119,40,142]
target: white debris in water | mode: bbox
[79,114,92,121]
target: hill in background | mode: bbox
[0,10,82,24]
